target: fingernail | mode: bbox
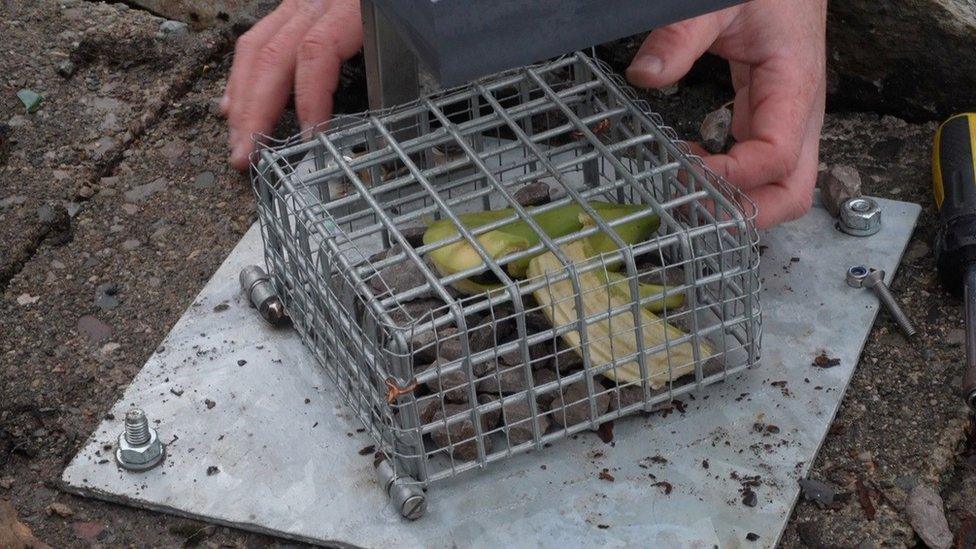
[631,54,664,75]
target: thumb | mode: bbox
[626,13,725,89]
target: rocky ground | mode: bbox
[1,2,974,548]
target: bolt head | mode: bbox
[116,428,164,471]
[839,197,881,237]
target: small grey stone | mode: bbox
[65,202,81,217]
[513,181,551,207]
[124,178,167,203]
[158,20,189,38]
[798,478,843,508]
[56,59,76,78]
[546,380,611,428]
[906,485,953,549]
[77,315,112,344]
[121,239,141,251]
[0,195,27,208]
[948,328,966,347]
[817,165,862,218]
[193,171,216,189]
[76,185,94,199]
[700,107,732,154]
[94,282,119,310]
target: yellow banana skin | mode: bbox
[526,240,709,388]
[423,202,659,294]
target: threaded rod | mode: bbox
[124,409,151,446]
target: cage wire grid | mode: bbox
[250,52,762,488]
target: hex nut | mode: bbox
[839,197,881,237]
[116,428,164,471]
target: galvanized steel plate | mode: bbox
[62,194,920,547]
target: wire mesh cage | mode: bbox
[251,52,762,494]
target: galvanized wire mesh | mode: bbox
[251,52,762,486]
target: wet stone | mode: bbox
[498,339,554,371]
[546,379,611,428]
[428,400,495,461]
[500,395,550,446]
[479,364,557,396]
[421,358,477,403]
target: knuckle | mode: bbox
[256,39,291,68]
[235,32,258,54]
[787,188,814,221]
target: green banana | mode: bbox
[595,270,685,313]
[423,202,659,294]
[527,240,709,388]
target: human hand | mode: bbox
[221,0,363,170]
[626,0,827,228]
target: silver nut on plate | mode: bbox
[839,197,881,237]
[115,409,165,471]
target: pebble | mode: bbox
[56,59,76,78]
[817,165,862,218]
[77,315,112,344]
[77,185,94,199]
[47,502,74,517]
[513,181,551,207]
[121,238,141,251]
[157,19,189,38]
[122,203,139,215]
[16,293,40,306]
[947,328,966,346]
[700,106,732,154]
[193,171,216,189]
[0,195,27,208]
[906,485,953,549]
[94,282,119,310]
[99,342,121,356]
[546,380,611,428]
[123,178,168,203]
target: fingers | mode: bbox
[294,0,363,131]
[222,0,299,117]
[626,9,735,89]
[626,15,722,89]
[743,116,821,228]
[226,0,333,170]
[704,58,817,189]
[739,74,826,228]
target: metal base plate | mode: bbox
[62,194,920,547]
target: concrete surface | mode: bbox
[1,2,973,548]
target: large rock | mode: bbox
[827,1,976,119]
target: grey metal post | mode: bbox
[361,0,420,110]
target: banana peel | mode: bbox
[423,202,659,294]
[526,240,709,388]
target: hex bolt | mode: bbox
[839,197,882,237]
[115,408,165,472]
[846,265,917,338]
[239,265,288,326]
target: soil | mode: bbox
[1,2,974,548]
